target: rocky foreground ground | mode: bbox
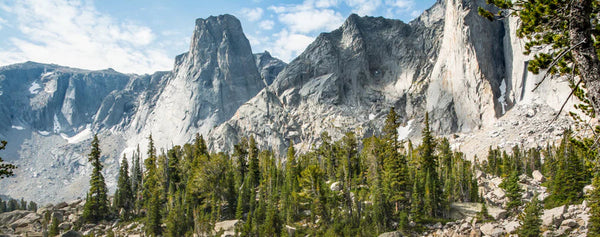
[0,169,592,237]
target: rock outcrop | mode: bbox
[255,51,287,86]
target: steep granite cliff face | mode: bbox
[123,14,265,151]
[208,0,517,154]
[255,51,287,86]
[0,62,165,203]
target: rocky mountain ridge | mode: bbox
[0,0,576,204]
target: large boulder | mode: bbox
[532,170,545,183]
[489,208,507,220]
[55,202,68,209]
[0,210,31,226]
[378,231,403,237]
[492,188,505,200]
[51,210,64,223]
[542,205,566,227]
[504,220,520,234]
[214,219,242,236]
[59,222,73,230]
[480,223,505,237]
[10,212,40,229]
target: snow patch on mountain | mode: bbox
[61,127,93,144]
[28,82,41,94]
[398,119,414,141]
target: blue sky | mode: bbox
[0,0,436,74]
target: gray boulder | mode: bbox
[542,205,566,227]
[532,170,545,183]
[480,223,505,237]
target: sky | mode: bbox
[0,0,436,74]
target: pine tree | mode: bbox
[165,192,188,237]
[0,200,6,213]
[419,112,442,218]
[27,201,37,212]
[0,140,16,179]
[382,107,410,216]
[166,146,181,193]
[114,154,133,219]
[82,134,110,223]
[48,216,59,236]
[131,145,143,215]
[143,134,162,236]
[8,198,18,211]
[20,198,26,210]
[282,141,299,223]
[248,136,260,189]
[546,131,587,207]
[518,194,542,237]
[319,132,336,180]
[476,201,492,222]
[234,137,249,188]
[501,171,522,214]
[588,173,600,236]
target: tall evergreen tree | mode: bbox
[419,112,442,217]
[588,173,600,236]
[0,200,6,213]
[48,216,59,236]
[501,171,522,214]
[546,131,587,207]
[28,201,37,212]
[114,154,134,219]
[382,108,410,217]
[143,134,162,236]
[518,194,542,237]
[283,140,299,224]
[82,134,110,223]
[131,145,143,215]
[165,191,188,237]
[20,198,26,210]
[248,136,260,189]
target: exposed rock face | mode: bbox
[255,51,287,86]
[0,62,169,203]
[209,9,445,153]
[207,0,536,154]
[124,14,265,151]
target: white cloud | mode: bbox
[315,0,340,8]
[279,9,344,33]
[241,7,264,22]
[0,0,172,74]
[259,20,275,30]
[386,0,414,9]
[269,30,314,62]
[264,0,346,62]
[269,1,344,34]
[345,0,382,16]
